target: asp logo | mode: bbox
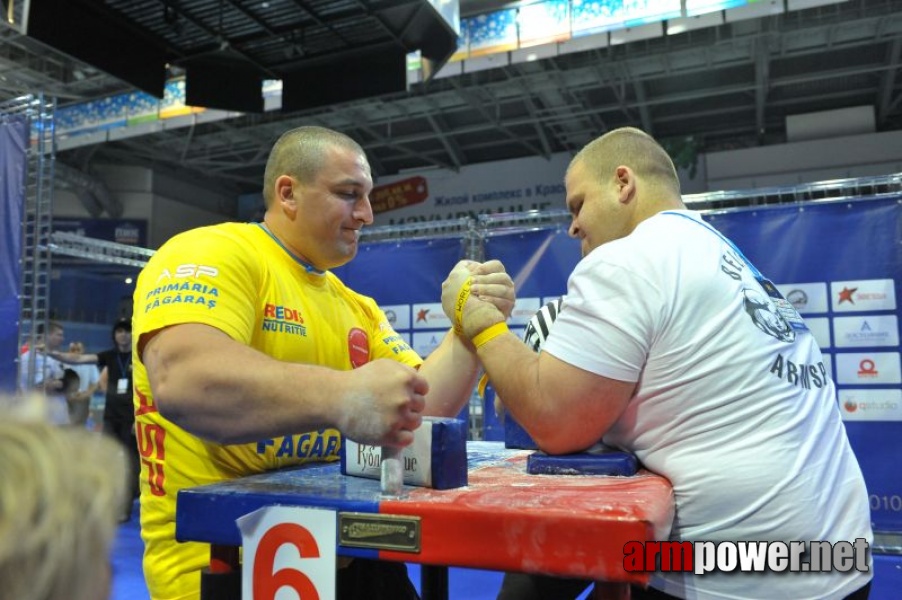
[156,264,219,282]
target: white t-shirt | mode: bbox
[18,350,68,425]
[543,210,872,600]
[70,362,100,393]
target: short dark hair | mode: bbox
[111,318,132,337]
[261,126,366,207]
[572,127,681,194]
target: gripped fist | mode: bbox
[441,260,514,340]
[336,359,429,448]
[441,260,479,323]
[469,260,515,319]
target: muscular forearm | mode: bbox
[478,332,634,454]
[143,325,347,444]
[144,323,431,448]
[418,331,481,417]
[476,332,548,430]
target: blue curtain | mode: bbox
[0,116,27,393]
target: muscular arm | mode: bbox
[140,323,428,447]
[419,259,515,418]
[476,332,635,454]
[442,261,635,455]
[418,331,480,418]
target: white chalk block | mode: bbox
[380,446,404,496]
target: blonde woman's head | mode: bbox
[0,396,128,600]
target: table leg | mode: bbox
[591,581,631,600]
[420,564,449,600]
[200,544,241,600]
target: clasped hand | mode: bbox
[441,259,514,339]
[338,359,428,448]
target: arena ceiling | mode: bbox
[1,0,901,204]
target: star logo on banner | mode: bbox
[838,287,857,304]
[416,308,430,322]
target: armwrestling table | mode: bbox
[176,441,674,600]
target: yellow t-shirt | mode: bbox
[132,222,421,600]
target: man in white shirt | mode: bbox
[18,321,68,425]
[446,127,873,600]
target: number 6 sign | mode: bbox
[237,506,337,600]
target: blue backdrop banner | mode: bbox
[0,116,27,393]
[332,237,466,305]
[706,197,902,533]
[483,227,580,302]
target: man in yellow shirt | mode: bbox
[133,125,514,600]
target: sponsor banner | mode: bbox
[775,282,828,314]
[839,388,902,422]
[412,330,445,357]
[380,304,411,330]
[804,317,832,350]
[411,302,451,330]
[467,8,518,57]
[835,352,902,385]
[833,315,900,348]
[822,353,833,382]
[831,279,897,313]
[518,0,570,48]
[54,217,148,246]
[370,154,571,226]
[371,176,429,214]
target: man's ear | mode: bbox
[275,175,297,217]
[615,166,636,204]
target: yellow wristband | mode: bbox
[476,372,490,399]
[454,277,472,334]
[473,322,509,349]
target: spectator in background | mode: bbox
[98,318,138,520]
[17,320,67,425]
[0,393,127,600]
[64,341,101,427]
[49,318,138,521]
